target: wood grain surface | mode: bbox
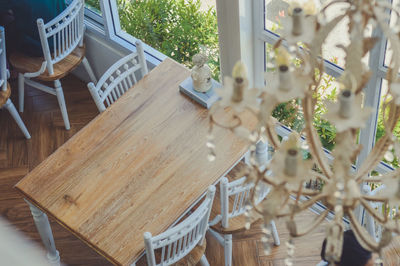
[15,58,255,265]
[0,82,11,107]
[10,46,86,82]
[2,72,399,266]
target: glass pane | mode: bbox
[85,0,102,15]
[375,79,400,168]
[384,0,399,67]
[117,0,220,79]
[265,42,339,150]
[264,0,371,68]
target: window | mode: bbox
[85,0,101,14]
[66,0,103,25]
[114,0,220,78]
[256,0,391,165]
[261,0,344,150]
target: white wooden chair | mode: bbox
[0,27,31,139]
[208,162,280,266]
[87,40,148,113]
[143,186,215,266]
[10,0,97,130]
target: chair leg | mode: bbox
[4,99,31,139]
[18,73,24,112]
[54,80,70,130]
[224,234,232,266]
[270,220,280,246]
[200,255,210,266]
[82,57,97,84]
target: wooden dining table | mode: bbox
[15,58,255,266]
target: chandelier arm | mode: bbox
[356,135,393,182]
[359,177,384,184]
[309,171,330,183]
[290,188,320,196]
[362,195,388,203]
[288,209,330,238]
[289,183,305,219]
[360,198,388,224]
[294,183,304,205]
[297,193,326,211]
[356,103,400,181]
[262,174,280,187]
[277,196,293,218]
[348,210,381,252]
[266,118,280,149]
[362,167,400,183]
[209,113,242,130]
[320,0,350,15]
[251,172,264,206]
[303,95,333,178]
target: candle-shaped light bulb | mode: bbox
[231,61,248,102]
[284,148,298,176]
[278,65,292,91]
[292,7,304,36]
[338,90,354,119]
[231,77,245,102]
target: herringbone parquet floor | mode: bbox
[0,75,399,266]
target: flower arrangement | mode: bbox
[208,0,400,264]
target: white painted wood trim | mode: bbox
[216,0,241,81]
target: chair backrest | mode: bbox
[87,40,148,112]
[144,186,216,266]
[0,26,7,92]
[220,176,269,228]
[37,0,84,75]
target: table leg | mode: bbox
[25,200,60,266]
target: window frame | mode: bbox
[83,0,395,176]
[99,0,166,66]
[81,0,166,67]
[254,0,394,175]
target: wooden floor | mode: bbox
[0,75,399,265]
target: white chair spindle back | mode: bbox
[220,176,270,228]
[0,26,7,92]
[144,186,215,266]
[88,41,148,113]
[37,0,84,75]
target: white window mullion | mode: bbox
[253,0,266,87]
[99,0,117,38]
[357,14,389,169]
[216,0,241,81]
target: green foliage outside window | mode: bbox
[117,0,220,79]
[85,0,101,12]
[84,1,394,167]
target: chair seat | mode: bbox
[210,161,262,234]
[174,240,206,266]
[0,82,11,107]
[10,45,86,82]
[136,238,207,266]
[210,187,262,234]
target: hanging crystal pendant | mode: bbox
[284,238,295,266]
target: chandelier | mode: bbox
[207,0,400,264]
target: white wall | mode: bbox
[73,27,159,83]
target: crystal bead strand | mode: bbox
[206,133,216,162]
[284,237,295,266]
[261,222,273,255]
[374,252,383,266]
